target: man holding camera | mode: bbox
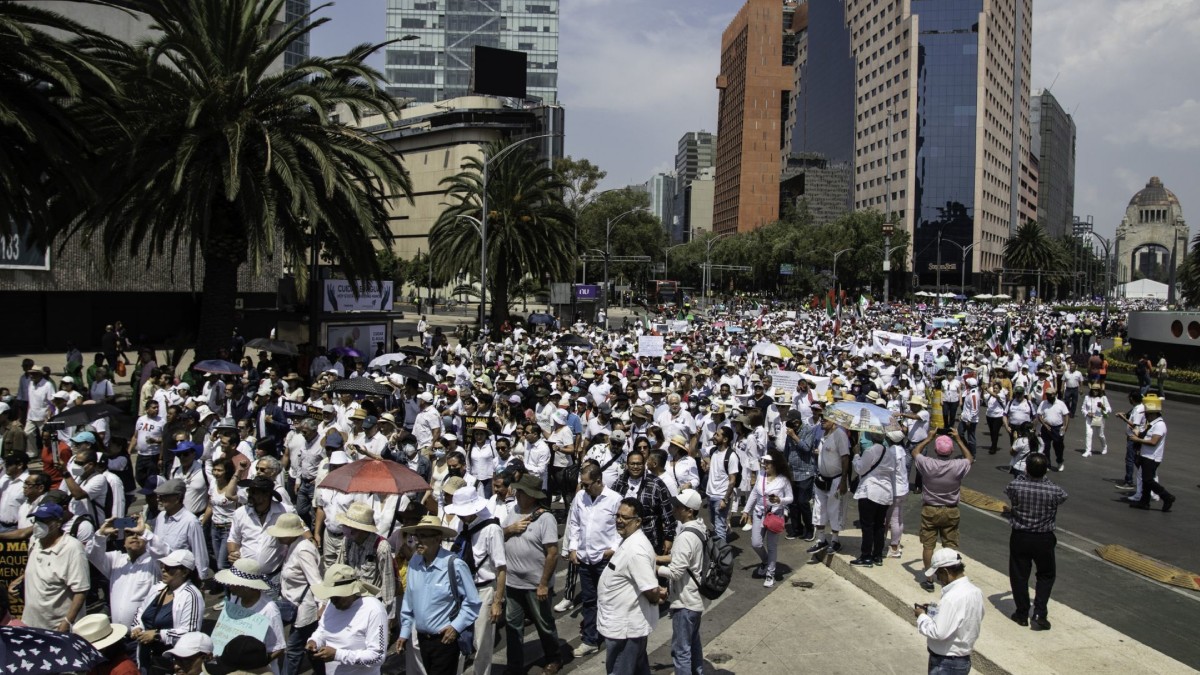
[912,429,973,592]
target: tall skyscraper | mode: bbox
[644,173,677,234]
[676,131,717,183]
[713,0,801,235]
[284,0,311,69]
[1031,90,1076,239]
[384,0,559,104]
[840,0,1032,288]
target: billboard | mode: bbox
[0,220,49,270]
[323,280,394,312]
[327,323,388,357]
[472,46,528,99]
[575,284,600,301]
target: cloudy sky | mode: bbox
[310,0,1199,239]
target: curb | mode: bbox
[1101,379,1200,406]
[822,550,1010,675]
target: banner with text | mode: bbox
[870,330,953,356]
[323,280,394,312]
[637,335,665,358]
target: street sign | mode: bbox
[779,264,795,276]
[652,263,666,274]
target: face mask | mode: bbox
[32,522,50,540]
[404,445,419,458]
[433,449,446,460]
[68,462,86,480]
[448,467,464,478]
[859,437,873,451]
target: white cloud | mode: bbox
[1117,99,1200,151]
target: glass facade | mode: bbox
[793,0,855,166]
[911,0,982,286]
[284,0,311,70]
[385,0,558,103]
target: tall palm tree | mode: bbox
[65,0,412,357]
[0,0,116,242]
[430,139,574,326]
[1004,220,1056,296]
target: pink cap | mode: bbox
[935,435,954,456]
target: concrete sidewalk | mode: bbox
[823,529,1197,674]
[569,561,930,675]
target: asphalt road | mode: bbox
[961,401,1197,570]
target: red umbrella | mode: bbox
[318,459,430,495]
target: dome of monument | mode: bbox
[1128,176,1181,209]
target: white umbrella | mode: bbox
[914,291,930,297]
[368,353,406,369]
[993,293,1012,299]
[939,292,957,298]
[973,293,993,300]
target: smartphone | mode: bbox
[112,517,138,530]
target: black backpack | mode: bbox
[678,527,734,600]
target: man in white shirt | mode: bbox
[914,548,984,674]
[89,517,170,626]
[566,464,621,657]
[133,399,166,488]
[228,476,289,575]
[308,564,390,675]
[1129,395,1175,512]
[596,497,664,673]
[1061,362,1084,418]
[151,478,212,580]
[0,453,29,531]
[808,415,850,556]
[654,489,707,675]
[1036,388,1071,472]
[958,378,981,455]
[62,439,111,522]
[445,486,507,674]
[411,392,442,449]
[24,366,56,454]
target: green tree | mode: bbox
[65,0,412,357]
[1003,220,1056,296]
[430,139,574,326]
[555,156,607,215]
[0,1,116,241]
[576,188,666,291]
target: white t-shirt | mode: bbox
[596,529,659,640]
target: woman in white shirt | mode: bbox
[741,449,793,588]
[204,456,241,572]
[983,383,1009,454]
[466,423,499,497]
[851,431,898,567]
[269,513,323,675]
[884,430,910,559]
[665,436,700,494]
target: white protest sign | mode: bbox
[211,600,271,655]
[801,374,831,399]
[870,330,953,356]
[637,336,665,358]
[770,369,802,395]
[670,320,690,333]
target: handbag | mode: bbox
[849,447,886,493]
[115,356,127,378]
[274,584,307,625]
[445,554,477,657]
[761,478,786,534]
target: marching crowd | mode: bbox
[0,297,1178,675]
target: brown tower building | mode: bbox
[713,0,800,235]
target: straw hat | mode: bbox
[336,502,378,534]
[73,614,129,651]
[668,435,689,450]
[266,512,307,539]
[909,396,927,408]
[312,563,381,601]
[400,514,458,539]
[470,421,491,434]
[215,558,271,591]
[1143,394,1164,412]
[442,476,468,495]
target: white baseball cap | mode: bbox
[925,548,964,577]
[164,632,214,659]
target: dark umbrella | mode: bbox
[47,403,123,427]
[527,312,555,326]
[0,625,104,673]
[393,364,437,385]
[326,377,392,396]
[245,337,299,356]
[193,359,244,376]
[398,345,428,358]
[329,346,363,358]
[318,458,430,495]
[554,334,592,348]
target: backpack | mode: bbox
[678,527,734,600]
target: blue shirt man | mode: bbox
[397,516,481,674]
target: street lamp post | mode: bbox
[603,206,646,328]
[703,233,732,304]
[881,220,895,303]
[814,247,853,297]
[941,240,982,295]
[664,243,687,280]
[864,241,906,300]
[1085,231,1113,319]
[474,133,560,329]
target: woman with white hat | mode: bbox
[214,558,286,674]
[466,421,499,498]
[306,565,389,675]
[269,513,323,675]
[130,549,205,674]
[74,613,136,675]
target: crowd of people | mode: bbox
[0,296,1178,675]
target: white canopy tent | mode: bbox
[1118,279,1170,299]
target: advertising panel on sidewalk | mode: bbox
[327,323,388,357]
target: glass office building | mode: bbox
[911,0,982,282]
[385,0,558,103]
[284,0,311,69]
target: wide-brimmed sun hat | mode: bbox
[215,558,270,591]
[311,563,381,601]
[73,614,129,650]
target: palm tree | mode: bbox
[0,1,116,243]
[1004,220,1056,297]
[430,139,574,326]
[65,0,412,357]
